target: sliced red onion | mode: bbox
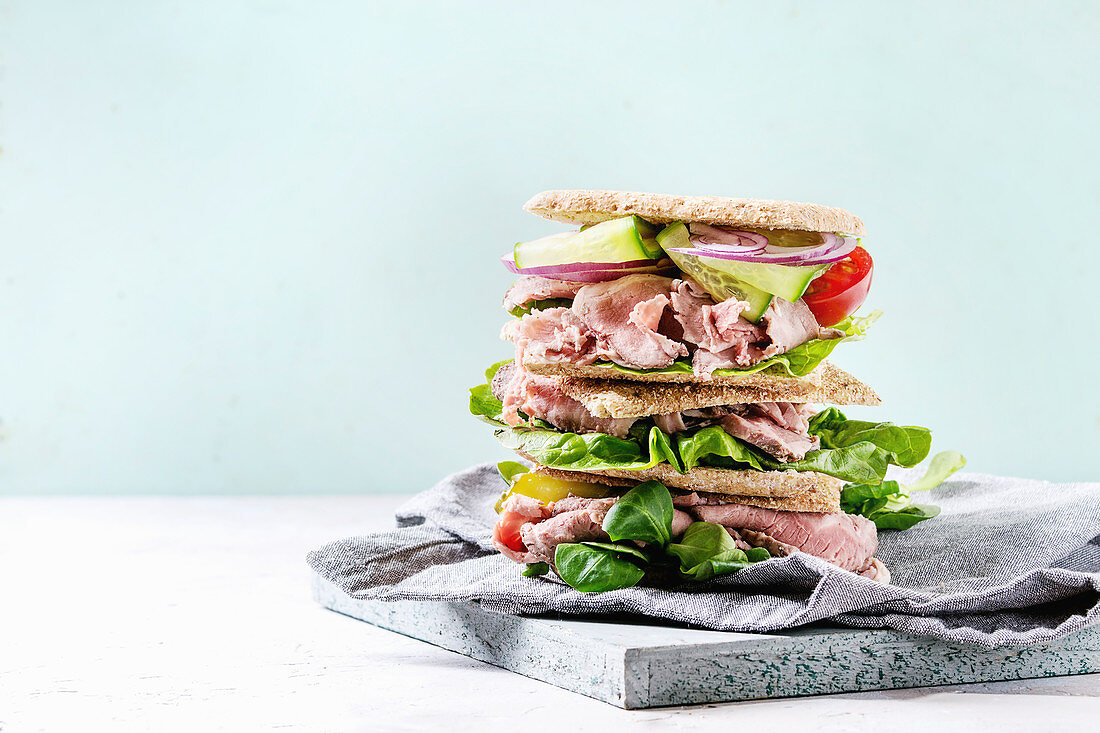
[734,231,770,248]
[689,235,765,254]
[501,253,676,281]
[535,264,676,283]
[689,224,770,250]
[668,234,858,266]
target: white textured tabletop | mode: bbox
[3,496,1098,732]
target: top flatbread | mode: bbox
[524,190,865,235]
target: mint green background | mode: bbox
[0,2,1096,494]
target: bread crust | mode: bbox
[532,464,841,514]
[524,190,865,236]
[557,362,880,418]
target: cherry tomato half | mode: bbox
[802,246,874,327]
[493,511,528,554]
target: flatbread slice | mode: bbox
[523,190,864,235]
[534,464,842,514]
[556,361,879,418]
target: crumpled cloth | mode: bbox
[307,463,1100,648]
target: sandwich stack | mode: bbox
[470,190,960,591]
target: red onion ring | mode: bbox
[502,254,676,281]
[668,234,858,266]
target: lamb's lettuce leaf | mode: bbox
[602,480,674,547]
[554,543,645,592]
[522,562,549,577]
[554,482,771,592]
[667,521,771,580]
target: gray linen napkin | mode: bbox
[306,463,1100,648]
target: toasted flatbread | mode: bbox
[533,465,841,514]
[523,358,824,391]
[524,190,865,236]
[556,361,879,418]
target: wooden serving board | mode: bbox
[311,574,1100,709]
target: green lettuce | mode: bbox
[508,298,573,318]
[495,424,683,473]
[671,415,931,485]
[553,481,772,592]
[841,451,967,529]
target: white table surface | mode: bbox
[3,496,1098,732]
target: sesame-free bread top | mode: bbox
[556,361,880,418]
[524,190,865,236]
[533,464,842,514]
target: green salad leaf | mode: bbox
[497,461,530,486]
[495,423,684,473]
[508,298,573,318]
[554,543,646,592]
[809,407,931,467]
[603,480,674,547]
[841,450,966,529]
[553,482,771,592]
[522,562,550,577]
[907,450,968,492]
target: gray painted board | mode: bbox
[312,574,1100,708]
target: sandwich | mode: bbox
[470,190,963,591]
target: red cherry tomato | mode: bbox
[493,511,528,553]
[802,246,874,327]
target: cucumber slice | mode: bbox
[515,215,661,268]
[657,223,773,320]
[656,222,827,303]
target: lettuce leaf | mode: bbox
[841,450,966,529]
[495,424,683,473]
[508,298,573,318]
[582,311,880,379]
[809,407,931,467]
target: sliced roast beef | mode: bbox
[760,297,844,357]
[519,497,617,562]
[492,361,637,437]
[493,494,554,564]
[571,275,689,369]
[736,528,796,558]
[688,296,844,377]
[859,558,891,583]
[503,306,599,366]
[505,274,843,376]
[688,503,878,572]
[720,402,820,462]
[496,493,694,565]
[503,276,584,312]
[722,527,755,552]
[670,278,765,355]
[653,412,688,434]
